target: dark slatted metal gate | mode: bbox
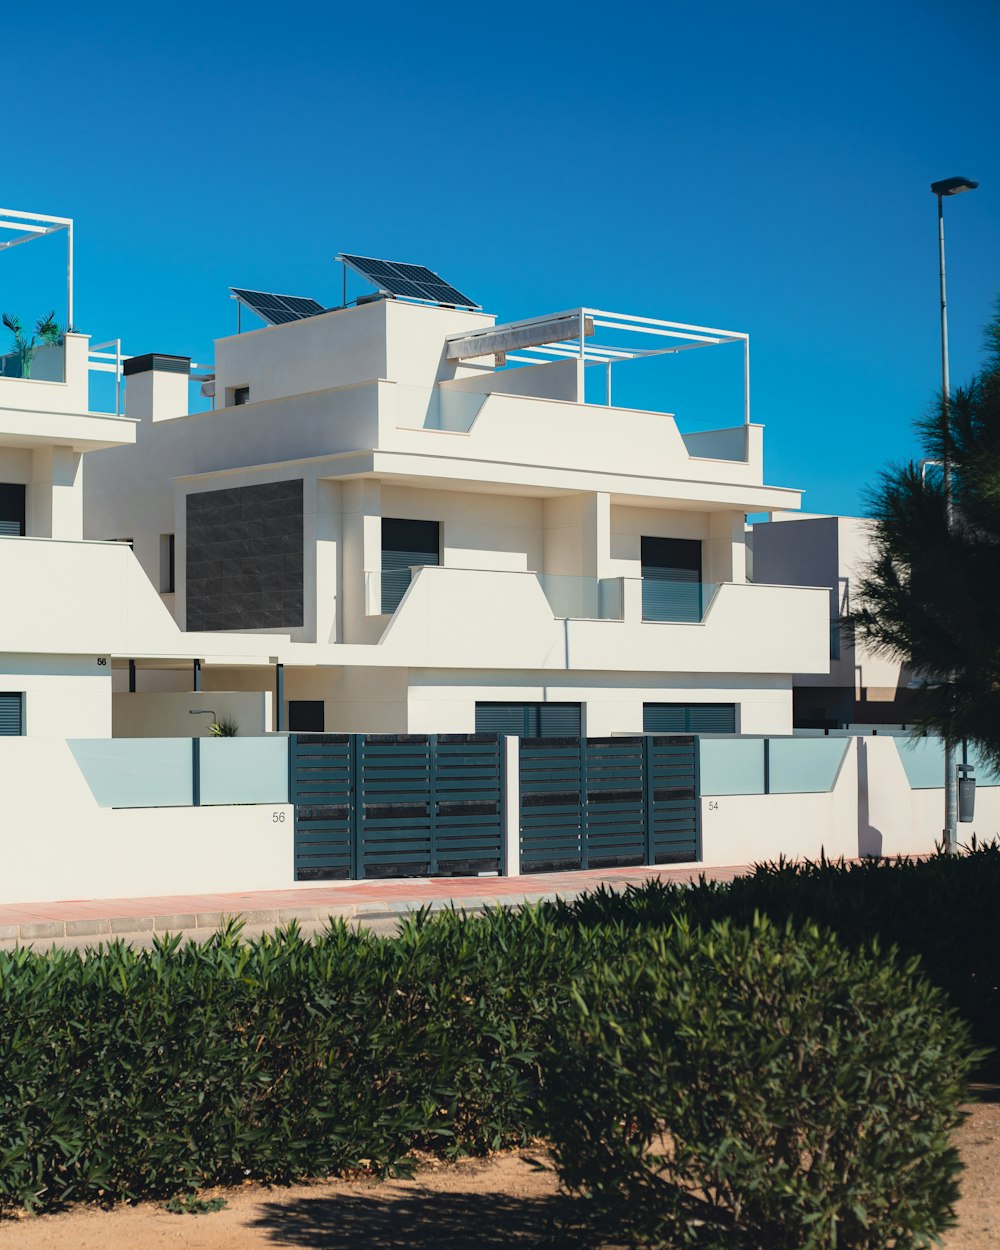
[290,733,504,881]
[290,734,354,880]
[519,735,699,873]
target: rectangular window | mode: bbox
[160,533,175,593]
[0,483,26,537]
[475,702,582,737]
[643,703,737,734]
[381,518,440,613]
[0,692,24,736]
[234,386,250,405]
[288,700,325,732]
[641,536,703,622]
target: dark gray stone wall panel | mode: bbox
[186,480,303,631]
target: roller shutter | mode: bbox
[475,702,582,737]
[0,693,23,736]
[0,483,26,537]
[641,536,702,621]
[643,702,736,733]
[381,518,440,613]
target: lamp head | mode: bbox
[931,176,979,197]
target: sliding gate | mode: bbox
[519,735,699,873]
[290,733,505,880]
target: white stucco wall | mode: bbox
[112,691,271,737]
[0,655,111,737]
[0,738,293,904]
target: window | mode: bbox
[381,518,440,613]
[160,533,175,593]
[641,536,703,622]
[234,386,250,405]
[0,483,26,537]
[643,703,737,734]
[0,693,24,736]
[288,700,325,732]
[475,702,582,737]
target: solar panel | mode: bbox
[230,288,327,326]
[339,255,479,309]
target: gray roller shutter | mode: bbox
[0,484,26,537]
[381,518,440,613]
[641,536,702,621]
[475,702,582,737]
[0,693,24,736]
[644,703,736,733]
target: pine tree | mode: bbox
[853,301,1000,768]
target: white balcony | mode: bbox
[368,565,830,677]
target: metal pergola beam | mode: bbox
[0,207,74,326]
[446,314,594,360]
[446,305,752,425]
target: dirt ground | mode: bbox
[1,1099,997,1249]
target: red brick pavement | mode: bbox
[0,862,749,939]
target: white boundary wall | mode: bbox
[699,736,1000,866]
[0,738,294,903]
[1,734,998,904]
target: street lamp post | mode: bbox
[930,175,979,854]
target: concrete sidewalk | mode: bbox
[0,862,747,943]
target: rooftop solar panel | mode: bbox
[230,288,327,326]
[339,254,479,309]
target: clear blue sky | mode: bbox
[3,0,998,516]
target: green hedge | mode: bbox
[542,916,974,1250]
[0,866,984,1239]
[550,844,1000,1053]
[0,910,591,1211]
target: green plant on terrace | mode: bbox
[209,716,240,737]
[1,311,62,379]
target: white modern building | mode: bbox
[74,254,832,740]
[0,208,288,742]
[750,512,918,729]
[1,211,994,902]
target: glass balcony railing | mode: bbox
[641,579,719,623]
[537,573,624,620]
[363,567,725,624]
[0,342,65,382]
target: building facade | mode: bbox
[80,279,830,738]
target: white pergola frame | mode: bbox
[0,207,74,327]
[446,306,751,425]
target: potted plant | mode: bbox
[1,311,62,379]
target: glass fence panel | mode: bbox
[537,574,623,620]
[598,577,624,620]
[768,737,849,793]
[68,737,193,808]
[699,737,766,795]
[0,342,65,382]
[199,737,289,806]
[896,736,945,789]
[642,581,719,622]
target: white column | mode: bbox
[503,734,520,877]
